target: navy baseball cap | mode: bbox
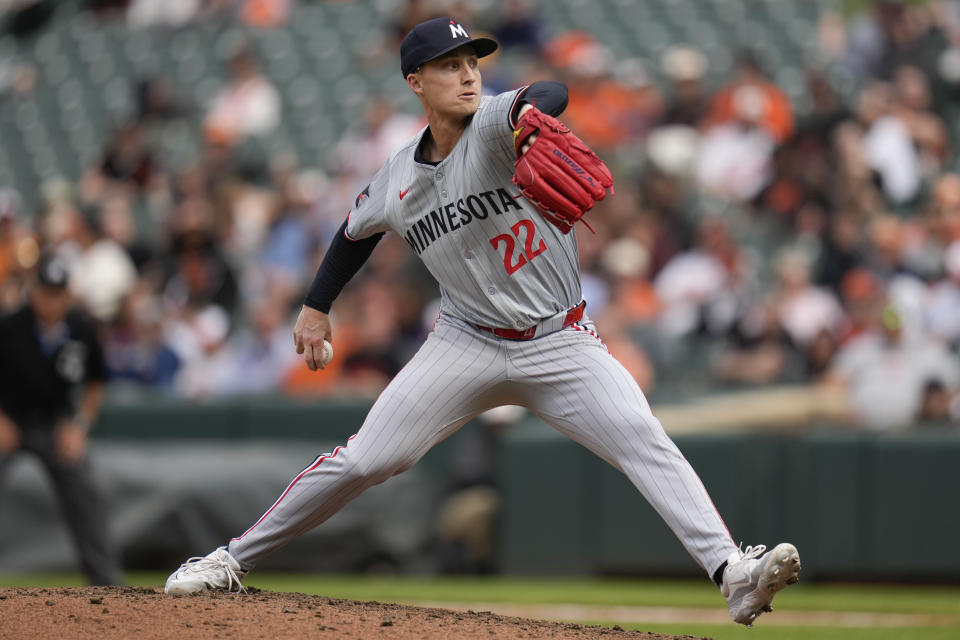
[36,253,70,289]
[400,17,498,78]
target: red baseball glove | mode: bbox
[511,107,614,234]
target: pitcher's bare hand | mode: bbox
[294,306,333,371]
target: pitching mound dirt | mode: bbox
[0,586,709,640]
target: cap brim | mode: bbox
[37,275,70,289]
[469,37,499,59]
[415,37,499,73]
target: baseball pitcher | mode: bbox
[165,17,800,627]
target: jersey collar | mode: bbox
[413,126,441,167]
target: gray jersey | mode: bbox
[346,89,582,330]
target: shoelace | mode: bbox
[176,555,247,593]
[737,544,766,561]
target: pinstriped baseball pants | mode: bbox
[228,314,737,577]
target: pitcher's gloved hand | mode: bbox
[511,107,614,234]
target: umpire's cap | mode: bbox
[400,17,498,78]
[36,253,71,289]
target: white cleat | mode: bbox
[164,546,247,595]
[721,542,801,627]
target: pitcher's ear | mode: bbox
[407,72,423,94]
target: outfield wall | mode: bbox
[500,420,960,581]
[1,399,957,581]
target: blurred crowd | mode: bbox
[3,0,960,431]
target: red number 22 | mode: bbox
[489,219,547,275]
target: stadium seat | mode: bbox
[0,0,835,208]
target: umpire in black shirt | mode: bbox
[0,253,122,584]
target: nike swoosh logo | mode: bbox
[399,186,412,200]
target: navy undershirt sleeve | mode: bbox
[303,219,384,313]
[510,80,568,127]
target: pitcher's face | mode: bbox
[409,45,481,119]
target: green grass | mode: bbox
[0,573,90,588]
[2,572,959,640]
[618,623,959,640]
[239,574,960,616]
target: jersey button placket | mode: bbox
[436,167,447,199]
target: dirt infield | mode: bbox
[0,586,707,640]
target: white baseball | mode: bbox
[320,340,334,368]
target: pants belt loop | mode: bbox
[535,299,586,339]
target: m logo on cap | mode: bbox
[399,17,498,78]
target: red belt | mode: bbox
[476,301,586,341]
